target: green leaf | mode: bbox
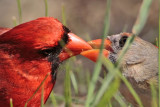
[70,71,78,94]
[96,77,120,107]
[114,92,127,107]
[41,85,44,107]
[150,82,158,107]
[50,91,58,107]
[62,5,67,26]
[16,0,22,24]
[132,0,152,35]
[10,98,13,107]
[85,0,111,106]
[44,0,48,17]
[64,60,72,107]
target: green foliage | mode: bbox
[50,92,58,107]
[10,98,13,107]
[41,85,44,107]
[132,0,152,35]
[16,0,22,24]
[64,60,72,107]
[12,16,18,26]
[114,92,127,107]
[85,0,111,106]
[96,77,120,107]
[62,5,67,26]
[44,0,48,17]
[150,83,158,107]
[70,71,78,94]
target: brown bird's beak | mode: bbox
[80,39,112,62]
[88,39,112,51]
[59,33,92,61]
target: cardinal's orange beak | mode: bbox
[59,33,92,61]
[80,39,112,62]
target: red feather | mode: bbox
[0,17,74,107]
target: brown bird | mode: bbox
[81,32,158,107]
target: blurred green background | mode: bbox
[0,0,158,42]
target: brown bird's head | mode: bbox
[81,32,158,82]
[81,32,158,65]
[81,32,132,63]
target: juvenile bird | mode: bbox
[0,17,92,107]
[81,32,158,107]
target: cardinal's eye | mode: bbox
[38,48,53,56]
[119,36,128,47]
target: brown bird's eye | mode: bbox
[119,36,128,47]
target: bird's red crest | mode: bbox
[0,17,65,59]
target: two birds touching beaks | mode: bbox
[0,17,158,107]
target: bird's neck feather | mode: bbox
[0,50,55,106]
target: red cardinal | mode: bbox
[81,32,158,107]
[0,17,92,107]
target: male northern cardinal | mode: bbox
[81,32,158,107]
[0,17,92,107]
